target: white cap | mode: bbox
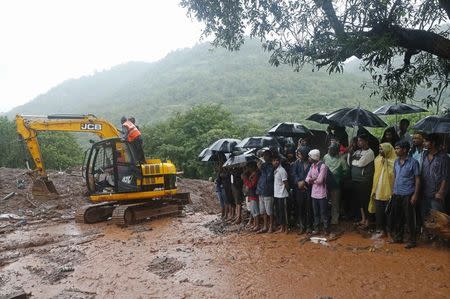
[308,149,321,161]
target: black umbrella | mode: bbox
[208,138,241,153]
[267,122,312,137]
[412,115,450,134]
[201,152,230,162]
[326,107,387,128]
[198,147,211,160]
[236,136,280,149]
[223,150,261,168]
[373,103,427,115]
[306,112,336,125]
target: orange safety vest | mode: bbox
[123,120,141,142]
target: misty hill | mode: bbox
[8,39,381,128]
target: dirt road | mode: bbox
[1,168,449,298]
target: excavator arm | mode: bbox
[15,114,121,199]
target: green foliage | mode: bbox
[0,117,83,170]
[181,0,450,108]
[0,117,23,167]
[141,104,264,179]
[37,132,84,171]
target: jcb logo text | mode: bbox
[81,123,102,131]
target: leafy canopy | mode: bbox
[181,0,450,109]
[141,104,263,179]
[0,116,83,170]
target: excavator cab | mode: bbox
[16,114,190,226]
[79,137,190,225]
[85,138,141,195]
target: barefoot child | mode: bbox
[256,149,275,233]
[242,162,260,231]
[272,155,290,233]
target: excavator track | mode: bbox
[75,202,116,224]
[111,201,183,226]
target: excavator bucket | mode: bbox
[29,175,59,200]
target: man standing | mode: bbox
[421,134,448,217]
[397,119,413,146]
[129,116,140,131]
[256,150,274,233]
[324,143,347,225]
[273,155,290,233]
[348,134,375,228]
[121,116,145,163]
[293,146,312,234]
[391,141,420,249]
[410,132,425,169]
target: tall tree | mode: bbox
[141,104,263,178]
[181,0,450,111]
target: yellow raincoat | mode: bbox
[368,143,396,213]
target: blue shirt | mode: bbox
[256,162,274,196]
[410,148,424,171]
[393,157,420,196]
[421,152,448,198]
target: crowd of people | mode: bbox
[215,120,449,249]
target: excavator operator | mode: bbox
[121,116,145,163]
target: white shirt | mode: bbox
[350,148,375,167]
[274,165,289,198]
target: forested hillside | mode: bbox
[7,40,380,129]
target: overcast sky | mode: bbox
[0,0,203,112]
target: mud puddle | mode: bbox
[0,167,449,298]
[0,213,448,298]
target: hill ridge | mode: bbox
[7,39,380,127]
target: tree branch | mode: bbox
[372,25,450,59]
[314,0,345,36]
[439,0,450,19]
[404,49,420,66]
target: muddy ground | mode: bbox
[0,167,449,298]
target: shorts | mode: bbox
[259,195,274,216]
[231,184,244,204]
[249,199,260,217]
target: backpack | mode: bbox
[317,162,339,192]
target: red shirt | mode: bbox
[243,173,258,200]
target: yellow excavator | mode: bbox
[15,114,190,225]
